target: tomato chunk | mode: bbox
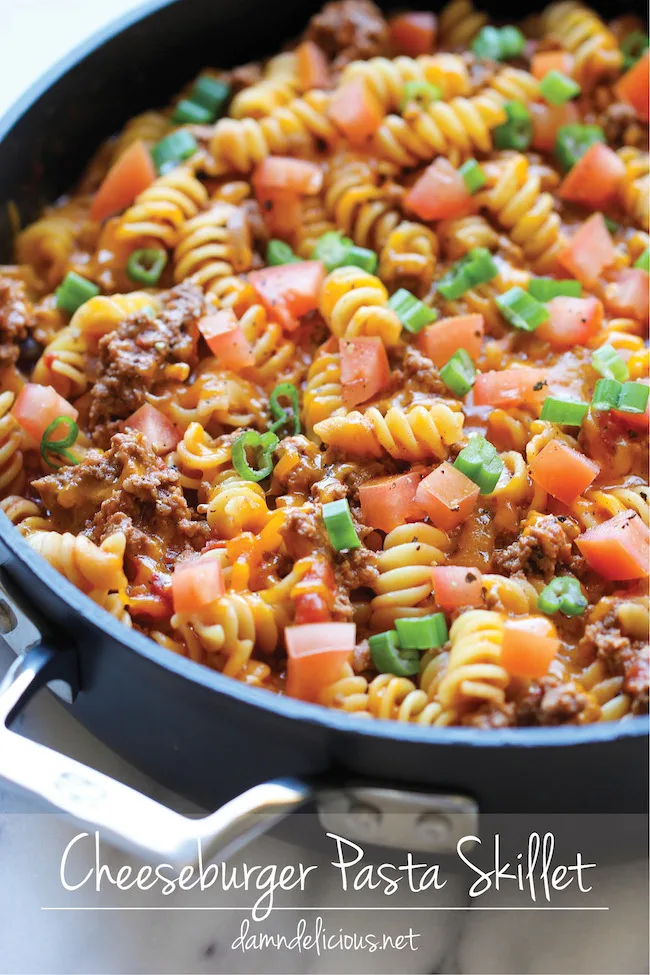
[405,159,473,222]
[418,314,484,368]
[536,296,603,348]
[558,213,616,288]
[199,309,254,369]
[172,554,225,615]
[249,261,325,332]
[577,511,649,580]
[296,41,331,90]
[253,157,323,196]
[329,78,383,144]
[615,51,649,123]
[605,269,650,325]
[559,143,626,209]
[125,404,180,455]
[431,565,483,611]
[285,622,355,702]
[414,462,480,532]
[389,12,436,55]
[340,336,390,407]
[359,470,427,533]
[501,617,560,678]
[90,140,156,222]
[529,440,600,505]
[531,51,575,79]
[11,383,78,444]
[473,368,547,408]
[531,101,579,152]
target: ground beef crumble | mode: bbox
[34,431,207,565]
[493,513,575,581]
[304,0,389,70]
[88,282,204,447]
[515,675,597,725]
[577,599,649,714]
[0,275,31,368]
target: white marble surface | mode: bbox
[0,2,648,972]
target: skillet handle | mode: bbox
[0,645,311,863]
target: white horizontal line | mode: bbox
[41,906,609,912]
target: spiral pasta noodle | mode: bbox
[438,0,488,47]
[540,2,622,86]
[173,203,253,298]
[0,392,24,495]
[371,523,449,630]
[115,167,208,248]
[438,610,508,711]
[324,153,402,251]
[303,340,346,434]
[319,265,403,345]
[26,531,128,594]
[378,220,438,295]
[341,53,470,113]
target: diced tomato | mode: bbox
[340,336,390,407]
[501,617,560,678]
[294,593,330,625]
[473,368,547,409]
[256,188,302,239]
[293,560,336,625]
[418,314,484,368]
[11,383,78,444]
[405,158,473,222]
[529,440,600,505]
[253,157,323,196]
[249,261,326,332]
[90,140,156,222]
[605,269,650,325]
[559,143,626,209]
[557,213,616,289]
[531,101,579,152]
[536,296,603,348]
[125,403,180,455]
[414,462,480,532]
[531,51,575,80]
[613,378,650,432]
[431,565,483,611]
[615,51,649,123]
[329,78,383,145]
[576,511,649,580]
[172,554,225,615]
[296,41,331,90]
[285,622,356,702]
[359,469,427,533]
[198,309,254,369]
[389,12,436,55]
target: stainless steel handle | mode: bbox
[0,645,311,863]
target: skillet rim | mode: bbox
[0,0,647,751]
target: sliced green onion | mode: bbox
[312,231,352,271]
[471,25,525,61]
[437,247,498,300]
[592,344,629,383]
[496,286,549,332]
[369,630,419,677]
[617,381,650,414]
[266,239,300,266]
[127,248,167,285]
[540,396,589,426]
[440,348,476,397]
[322,498,360,552]
[538,577,588,617]
[388,288,437,333]
[555,124,605,172]
[55,272,100,315]
[528,277,582,301]
[151,130,198,174]
[172,99,213,125]
[345,244,378,274]
[395,613,448,650]
[269,382,301,436]
[634,247,650,272]
[493,101,532,151]
[232,430,278,482]
[591,378,622,411]
[400,80,442,111]
[539,70,581,106]
[604,216,619,234]
[621,31,649,70]
[191,75,230,116]
[453,436,504,495]
[40,416,80,470]
[459,158,487,194]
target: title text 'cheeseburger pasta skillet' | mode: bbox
[0,0,647,861]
